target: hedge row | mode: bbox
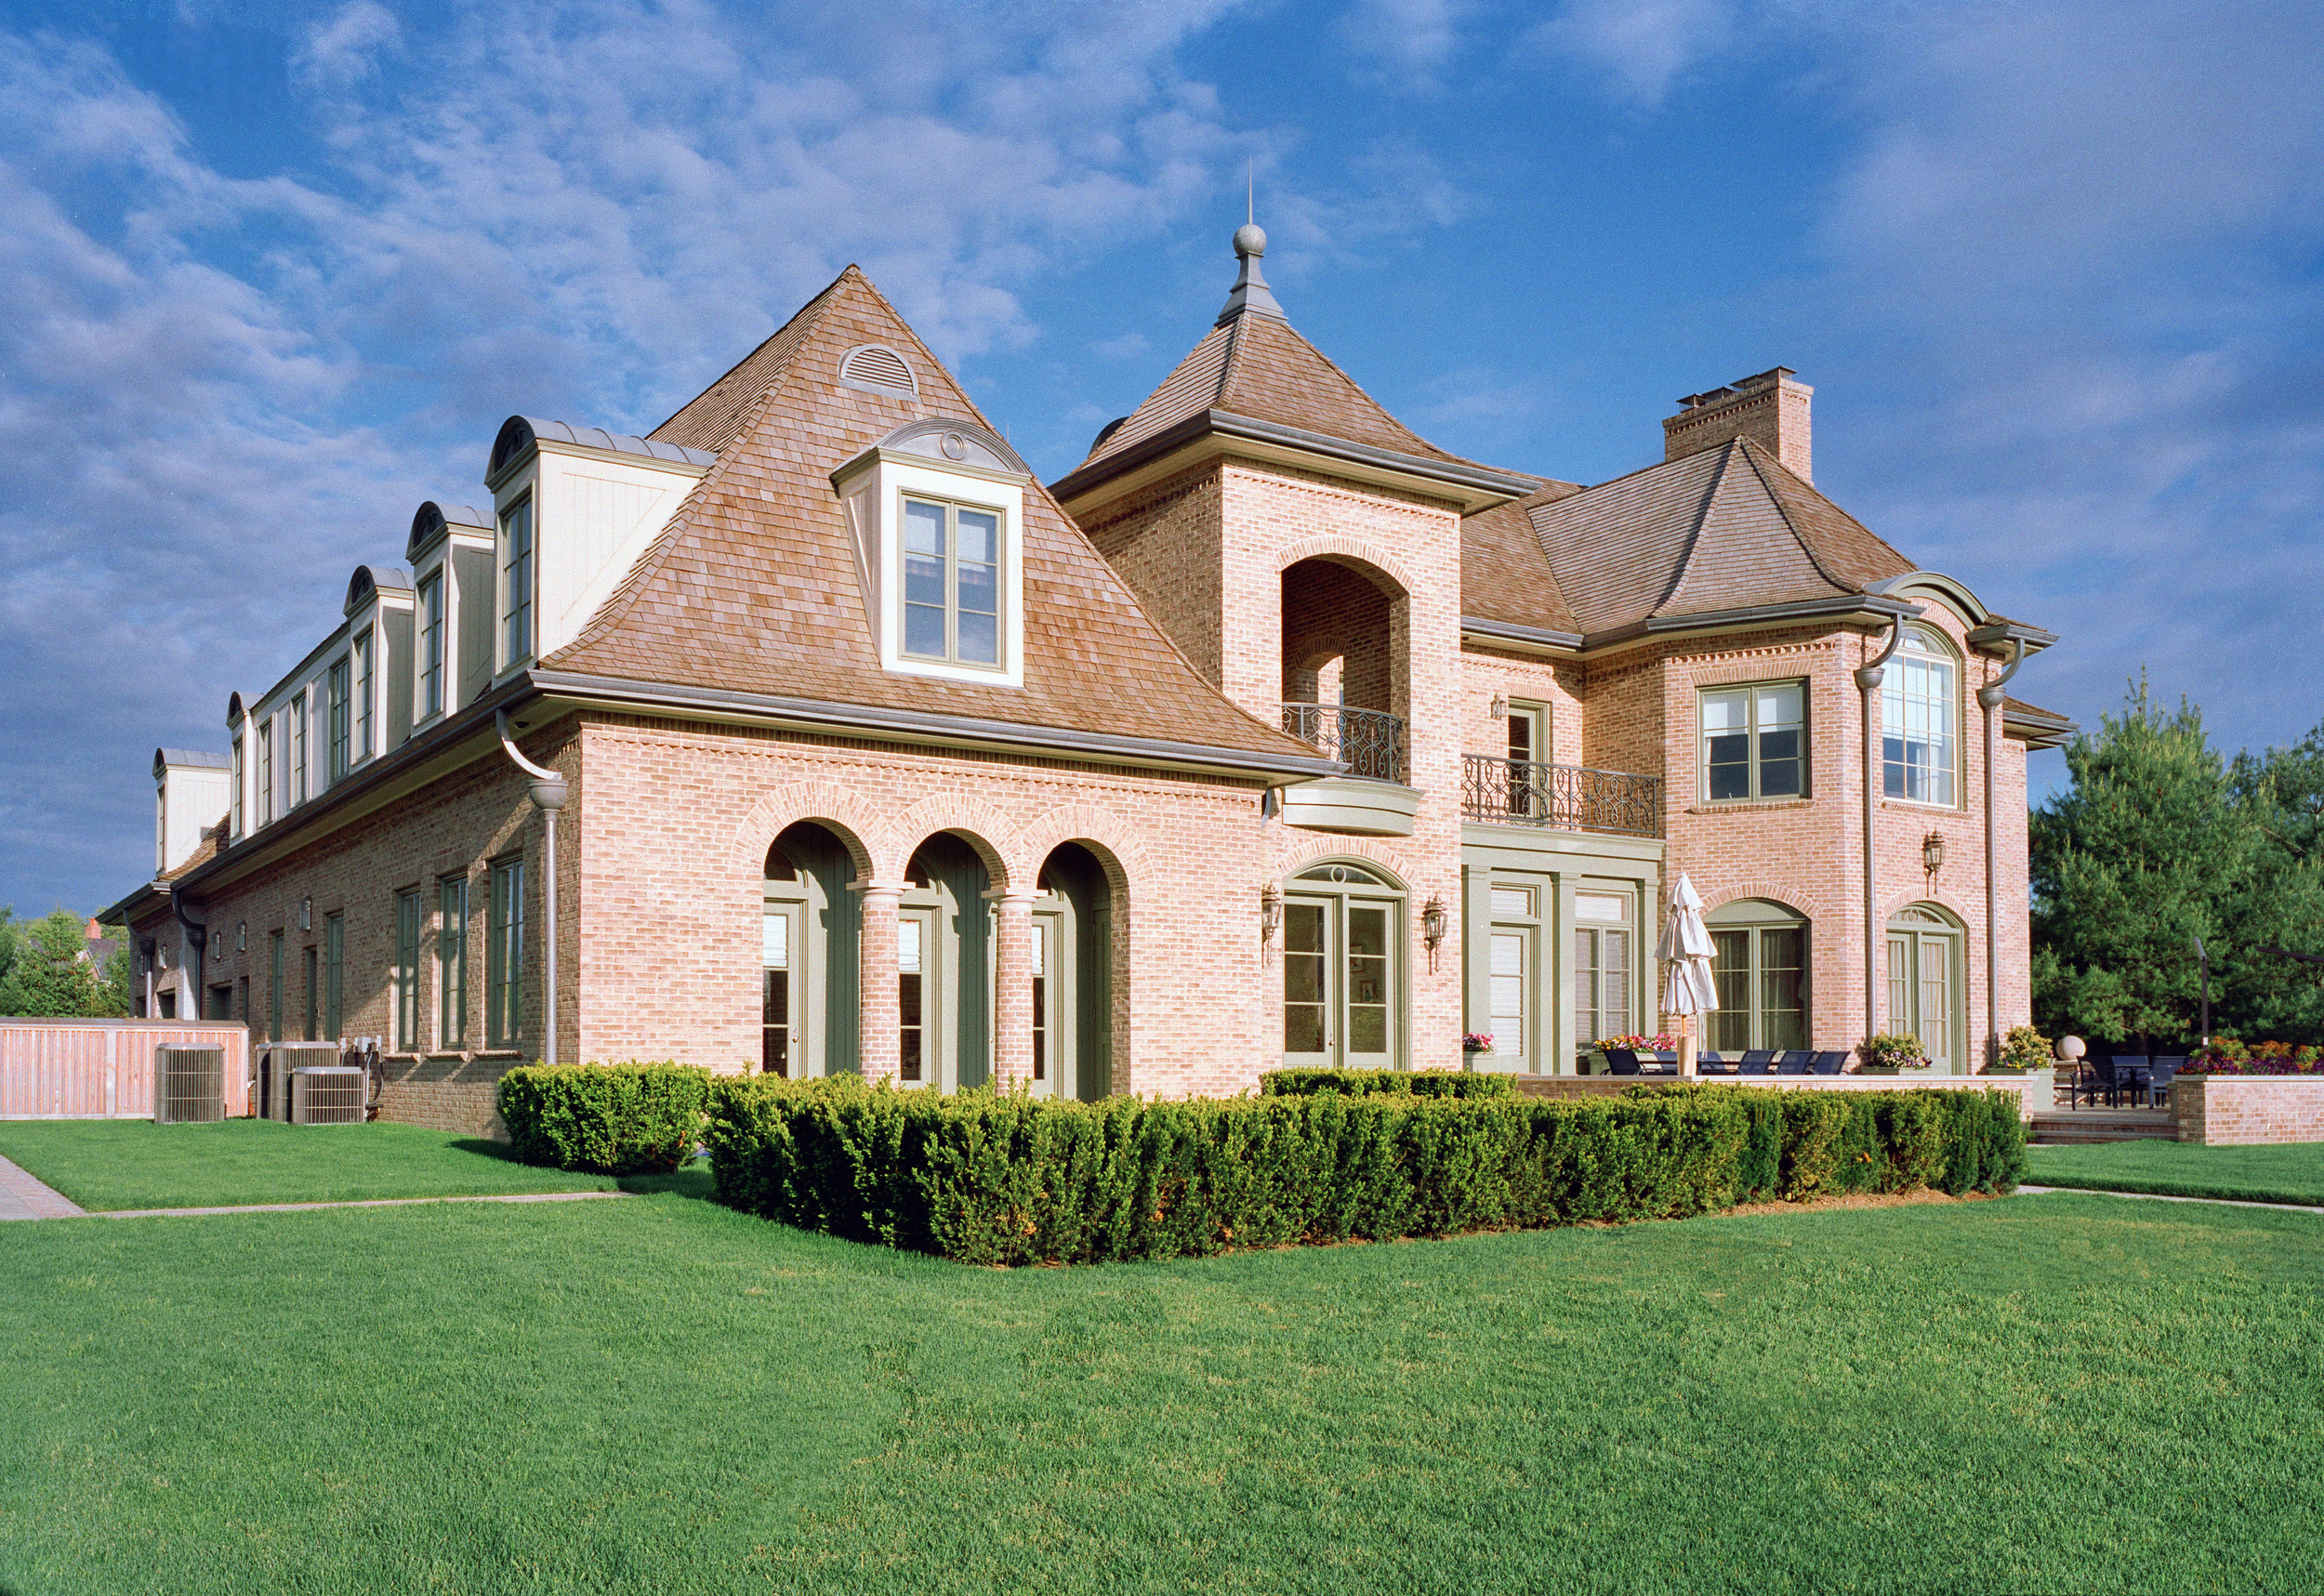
[1259,1067,1514,1099]
[703,1075,2025,1266]
[497,1062,712,1174]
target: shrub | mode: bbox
[1259,1067,1514,1100]
[705,1077,2026,1265]
[1997,1023,2052,1072]
[497,1062,713,1174]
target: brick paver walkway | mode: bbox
[0,1153,87,1220]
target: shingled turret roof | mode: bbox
[541,266,1319,769]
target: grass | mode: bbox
[0,1119,644,1209]
[2028,1138,2324,1207]
[2,1190,2320,1594]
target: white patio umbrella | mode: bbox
[1656,874,1719,1074]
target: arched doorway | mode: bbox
[1886,903,1965,1073]
[1280,558,1406,783]
[897,832,994,1089]
[1706,898,1808,1053]
[1029,842,1114,1101]
[1281,860,1406,1069]
[762,823,861,1076]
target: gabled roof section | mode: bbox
[1528,437,1917,640]
[1460,483,1585,640]
[547,266,1318,768]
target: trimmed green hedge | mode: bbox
[497,1062,713,1174]
[1260,1067,1515,1099]
[704,1076,2025,1265]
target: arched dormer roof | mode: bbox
[488,415,717,481]
[227,692,245,727]
[832,416,1032,483]
[407,501,490,562]
[1865,572,1992,629]
[344,563,413,617]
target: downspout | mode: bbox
[1855,618,1905,1049]
[168,887,208,1021]
[1978,638,2027,1069]
[497,711,567,1064]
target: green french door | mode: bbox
[1282,893,1396,1068]
[1886,913,1961,1074]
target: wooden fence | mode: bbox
[0,1019,252,1119]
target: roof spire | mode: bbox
[1216,208,1287,327]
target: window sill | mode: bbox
[1687,798,1813,815]
[1880,798,1963,814]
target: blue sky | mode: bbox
[4,0,2321,917]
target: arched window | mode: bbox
[1705,899,1807,1052]
[1282,862,1405,1068]
[1886,904,1964,1073]
[1883,624,1959,805]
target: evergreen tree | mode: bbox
[2225,725,2324,1043]
[0,907,124,1018]
[2031,680,2256,1047]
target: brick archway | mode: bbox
[730,782,885,881]
[891,795,1022,889]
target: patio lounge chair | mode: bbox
[2146,1057,2185,1108]
[1736,1050,1776,1075]
[1810,1050,1848,1075]
[1775,1050,1813,1075]
[1604,1048,1643,1075]
[1696,1051,1735,1074]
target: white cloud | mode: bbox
[1337,0,1471,85]
[293,2,402,92]
[1525,0,1736,108]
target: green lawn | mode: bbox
[0,1119,629,1209]
[2028,1139,2324,1207]
[2,1191,2319,1594]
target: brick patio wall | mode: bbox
[2170,1075,2324,1144]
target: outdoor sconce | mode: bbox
[1487,692,1509,719]
[300,896,312,931]
[1260,885,1283,944]
[1922,832,1944,876]
[237,921,246,952]
[1421,895,1448,971]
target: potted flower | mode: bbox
[1985,1023,2049,1075]
[1462,1033,1495,1056]
[1856,1034,1928,1074]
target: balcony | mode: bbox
[1281,703,1406,784]
[1461,754,1662,838]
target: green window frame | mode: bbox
[1700,680,1805,801]
[1706,900,1808,1054]
[257,721,273,825]
[1572,890,1633,1049]
[323,913,344,1038]
[290,692,308,806]
[394,890,422,1050]
[326,658,350,783]
[302,943,318,1039]
[353,628,375,761]
[231,732,244,838]
[439,876,469,1048]
[417,573,445,719]
[487,857,524,1048]
[268,930,284,1043]
[501,495,534,666]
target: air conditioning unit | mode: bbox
[153,1045,226,1124]
[291,1065,366,1126]
[262,1045,342,1121]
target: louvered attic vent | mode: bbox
[838,343,918,399]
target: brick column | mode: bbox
[855,880,907,1084]
[989,890,1039,1089]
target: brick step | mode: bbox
[2030,1113,2177,1144]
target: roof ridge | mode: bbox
[1734,436,1859,597]
[1645,439,1737,617]
[648,265,852,441]
[1221,317,1457,463]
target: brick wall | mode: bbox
[2170,1075,2324,1144]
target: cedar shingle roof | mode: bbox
[1524,437,1917,638]
[547,268,1315,764]
[1460,483,1585,636]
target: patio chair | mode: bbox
[1736,1049,1776,1075]
[2146,1057,2186,1109]
[1649,1050,1679,1073]
[1775,1050,1814,1075]
[1810,1050,1848,1075]
[2087,1056,2139,1108]
[1696,1051,1735,1074]
[1604,1048,1643,1075]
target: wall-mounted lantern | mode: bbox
[300,896,313,931]
[1260,885,1283,944]
[1421,895,1448,971]
[1487,692,1509,719]
[1921,832,1945,876]
[237,921,246,952]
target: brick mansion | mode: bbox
[107,225,2071,1133]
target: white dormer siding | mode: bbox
[485,418,713,677]
[829,419,1030,690]
[153,749,230,874]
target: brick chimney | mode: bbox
[1662,367,1813,483]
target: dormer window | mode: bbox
[417,572,444,719]
[832,419,1031,688]
[501,494,534,665]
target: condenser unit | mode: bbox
[262,1045,341,1121]
[291,1065,366,1126]
[153,1045,226,1124]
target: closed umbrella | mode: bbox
[1657,874,1719,1075]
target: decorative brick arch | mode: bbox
[1274,534,1419,600]
[1016,803,1149,896]
[1277,836,1430,895]
[891,795,1022,889]
[730,781,885,881]
[1878,886,1976,928]
[1699,877,1830,920]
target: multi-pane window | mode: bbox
[324,913,344,1038]
[897,917,926,1083]
[326,659,351,783]
[1886,907,1961,1072]
[353,629,375,761]
[302,943,319,1039]
[761,906,792,1075]
[418,574,445,719]
[290,692,308,806]
[1882,626,1958,806]
[257,721,274,825]
[1701,681,1804,800]
[902,496,1001,666]
[1486,885,1537,1067]
[268,931,284,1043]
[438,877,468,1048]
[487,858,524,1047]
[231,732,244,838]
[394,890,422,1050]
[1030,920,1050,1082]
[1573,891,1632,1047]
[501,495,534,665]
[1281,864,1399,1068]
[1709,909,1807,1053]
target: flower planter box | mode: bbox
[2169,1074,2324,1144]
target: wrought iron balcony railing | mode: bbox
[1461,754,1662,838]
[1281,703,1407,784]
